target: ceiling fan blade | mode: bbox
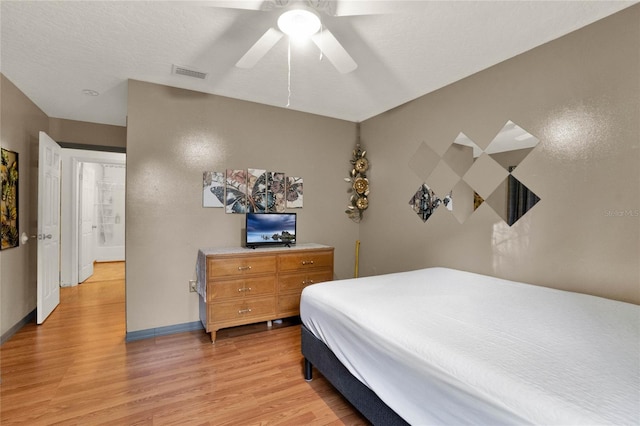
[236,27,284,68]
[333,1,399,16]
[311,29,357,74]
[206,0,292,12]
[205,1,266,11]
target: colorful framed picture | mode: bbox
[247,168,267,213]
[1,148,19,249]
[268,172,286,212]
[203,171,225,208]
[225,169,247,214]
[286,176,303,208]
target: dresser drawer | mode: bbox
[279,270,333,293]
[278,250,334,272]
[207,255,276,278]
[208,276,276,301]
[278,293,303,315]
[209,297,275,323]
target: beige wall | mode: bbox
[126,81,359,332]
[359,6,639,304]
[0,75,49,336]
[49,117,126,148]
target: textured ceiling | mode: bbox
[1,1,635,127]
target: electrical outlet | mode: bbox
[189,280,197,293]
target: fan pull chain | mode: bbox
[287,39,292,108]
[319,25,324,61]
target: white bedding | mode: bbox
[300,267,640,425]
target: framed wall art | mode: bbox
[1,148,19,250]
[203,171,225,208]
[286,176,303,208]
[268,172,286,212]
[225,169,248,214]
[247,168,267,213]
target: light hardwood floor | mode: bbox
[1,262,368,425]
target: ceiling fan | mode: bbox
[210,0,379,74]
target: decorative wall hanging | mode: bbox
[203,171,225,208]
[286,176,303,208]
[203,169,303,212]
[409,183,440,222]
[443,192,453,211]
[501,166,540,226]
[474,192,484,211]
[225,169,248,213]
[247,168,268,213]
[408,121,541,225]
[345,124,370,222]
[268,172,286,212]
[1,148,19,250]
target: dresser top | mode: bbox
[199,243,333,256]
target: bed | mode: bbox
[300,267,639,425]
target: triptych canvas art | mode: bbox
[203,169,303,213]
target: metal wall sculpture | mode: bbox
[345,144,370,222]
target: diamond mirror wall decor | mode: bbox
[409,183,441,222]
[408,121,540,225]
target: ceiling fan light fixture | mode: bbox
[277,8,321,40]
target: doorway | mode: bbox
[82,162,126,263]
[60,148,126,287]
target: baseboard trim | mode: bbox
[125,321,204,342]
[1,309,36,345]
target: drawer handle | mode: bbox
[238,308,252,315]
[238,266,252,271]
[237,287,252,292]
[301,260,314,265]
[302,280,315,285]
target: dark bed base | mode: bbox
[301,324,409,426]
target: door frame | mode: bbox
[60,148,125,287]
[77,162,96,283]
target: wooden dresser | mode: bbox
[197,243,334,342]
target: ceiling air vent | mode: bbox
[172,65,208,80]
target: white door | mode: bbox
[37,132,62,324]
[78,164,95,282]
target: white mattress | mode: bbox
[300,267,640,425]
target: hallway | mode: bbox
[83,259,126,283]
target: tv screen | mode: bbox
[245,213,296,248]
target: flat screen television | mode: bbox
[245,213,296,248]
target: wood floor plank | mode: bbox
[0,262,368,425]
